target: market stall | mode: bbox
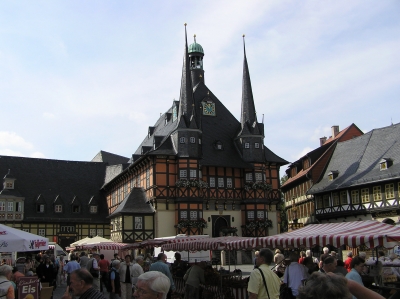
[0,224,49,253]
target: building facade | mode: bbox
[0,27,288,252]
[308,123,400,225]
[281,124,363,230]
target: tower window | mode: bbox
[180,137,186,144]
[244,143,250,149]
[190,137,195,144]
[180,211,187,219]
[199,139,202,144]
[247,211,255,219]
[180,170,187,178]
[190,170,197,178]
[255,143,260,148]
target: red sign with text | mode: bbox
[18,277,39,299]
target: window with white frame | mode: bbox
[146,169,150,188]
[255,143,260,148]
[218,178,224,188]
[257,211,265,219]
[247,211,255,219]
[227,178,233,188]
[90,206,98,213]
[385,184,394,199]
[255,173,263,182]
[190,211,198,220]
[190,137,195,144]
[180,170,187,178]
[209,177,215,187]
[190,170,197,178]
[0,202,5,211]
[7,202,13,212]
[55,205,62,213]
[373,186,382,201]
[38,229,45,237]
[332,193,339,206]
[361,188,369,203]
[245,173,253,182]
[135,217,143,229]
[180,137,185,144]
[97,229,103,237]
[340,191,347,205]
[244,143,250,149]
[90,229,97,236]
[180,211,188,219]
[351,190,360,204]
[199,139,202,144]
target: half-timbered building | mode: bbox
[281,124,363,230]
[308,123,400,224]
[0,27,288,256]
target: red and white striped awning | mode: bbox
[122,235,211,250]
[162,236,257,252]
[76,242,129,251]
[257,220,400,249]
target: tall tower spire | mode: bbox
[240,35,257,128]
[177,23,194,127]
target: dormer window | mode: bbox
[303,159,310,169]
[90,206,98,213]
[5,181,14,189]
[72,205,80,213]
[291,168,297,177]
[214,141,223,150]
[190,137,196,144]
[328,170,339,181]
[244,143,250,149]
[37,204,44,213]
[55,205,62,213]
[180,137,186,144]
[380,158,393,171]
[255,143,260,149]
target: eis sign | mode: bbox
[18,277,39,299]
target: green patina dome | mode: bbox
[188,42,204,54]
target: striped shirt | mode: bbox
[79,287,105,299]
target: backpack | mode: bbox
[86,258,99,278]
[106,269,120,293]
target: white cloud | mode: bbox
[0,149,24,157]
[0,132,34,149]
[295,147,314,160]
[30,151,46,158]
[43,112,56,119]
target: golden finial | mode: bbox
[184,23,187,26]
[199,74,202,78]
[243,34,245,37]
[194,34,196,43]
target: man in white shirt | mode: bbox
[283,252,308,297]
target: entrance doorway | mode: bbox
[212,215,230,237]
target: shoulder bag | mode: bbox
[257,268,271,299]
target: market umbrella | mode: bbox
[0,224,48,252]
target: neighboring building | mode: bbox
[308,123,400,224]
[0,27,288,253]
[0,150,129,249]
[281,124,363,230]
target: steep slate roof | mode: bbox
[91,150,129,165]
[282,124,362,188]
[108,187,155,217]
[0,155,109,223]
[309,123,400,194]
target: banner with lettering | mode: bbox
[18,277,40,299]
[0,224,48,252]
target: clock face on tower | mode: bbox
[202,102,216,116]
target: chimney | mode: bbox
[331,126,339,138]
[320,137,327,146]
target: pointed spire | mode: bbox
[240,34,257,128]
[177,23,194,127]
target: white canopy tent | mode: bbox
[0,224,49,252]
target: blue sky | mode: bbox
[1,1,399,175]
